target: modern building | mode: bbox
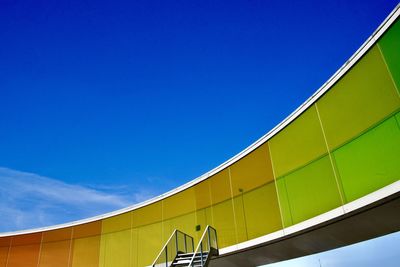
[0,4,399,267]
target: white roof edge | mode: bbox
[2,3,400,237]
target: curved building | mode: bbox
[1,4,400,267]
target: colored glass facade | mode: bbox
[0,12,399,267]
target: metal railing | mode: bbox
[152,229,194,267]
[188,225,218,267]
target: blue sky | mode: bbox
[0,1,399,263]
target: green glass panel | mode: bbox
[396,112,400,126]
[317,45,400,150]
[333,115,400,202]
[276,179,293,227]
[379,18,400,91]
[270,105,328,177]
[277,156,342,226]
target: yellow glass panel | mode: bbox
[269,105,328,177]
[99,212,132,267]
[230,143,274,196]
[132,201,162,228]
[102,212,132,234]
[131,228,139,267]
[137,222,162,267]
[99,230,131,267]
[317,45,400,150]
[163,212,197,242]
[232,195,247,243]
[194,180,212,210]
[211,199,236,248]
[209,169,232,204]
[71,221,101,267]
[208,168,236,247]
[195,207,213,241]
[163,188,196,220]
[71,236,101,267]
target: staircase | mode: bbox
[172,252,209,267]
[152,226,218,267]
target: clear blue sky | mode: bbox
[0,0,398,232]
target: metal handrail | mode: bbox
[187,225,218,267]
[152,229,194,267]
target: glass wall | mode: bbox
[0,16,399,267]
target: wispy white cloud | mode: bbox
[0,167,158,232]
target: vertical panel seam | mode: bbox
[228,168,239,244]
[5,237,12,267]
[36,233,44,267]
[315,103,347,208]
[377,43,400,99]
[208,180,214,227]
[161,200,164,243]
[267,144,286,233]
[67,228,74,267]
[129,212,133,267]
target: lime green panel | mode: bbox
[277,156,342,226]
[379,18,400,91]
[396,112,400,125]
[333,115,400,202]
[317,45,400,150]
[137,222,162,267]
[276,179,293,227]
[270,105,328,177]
